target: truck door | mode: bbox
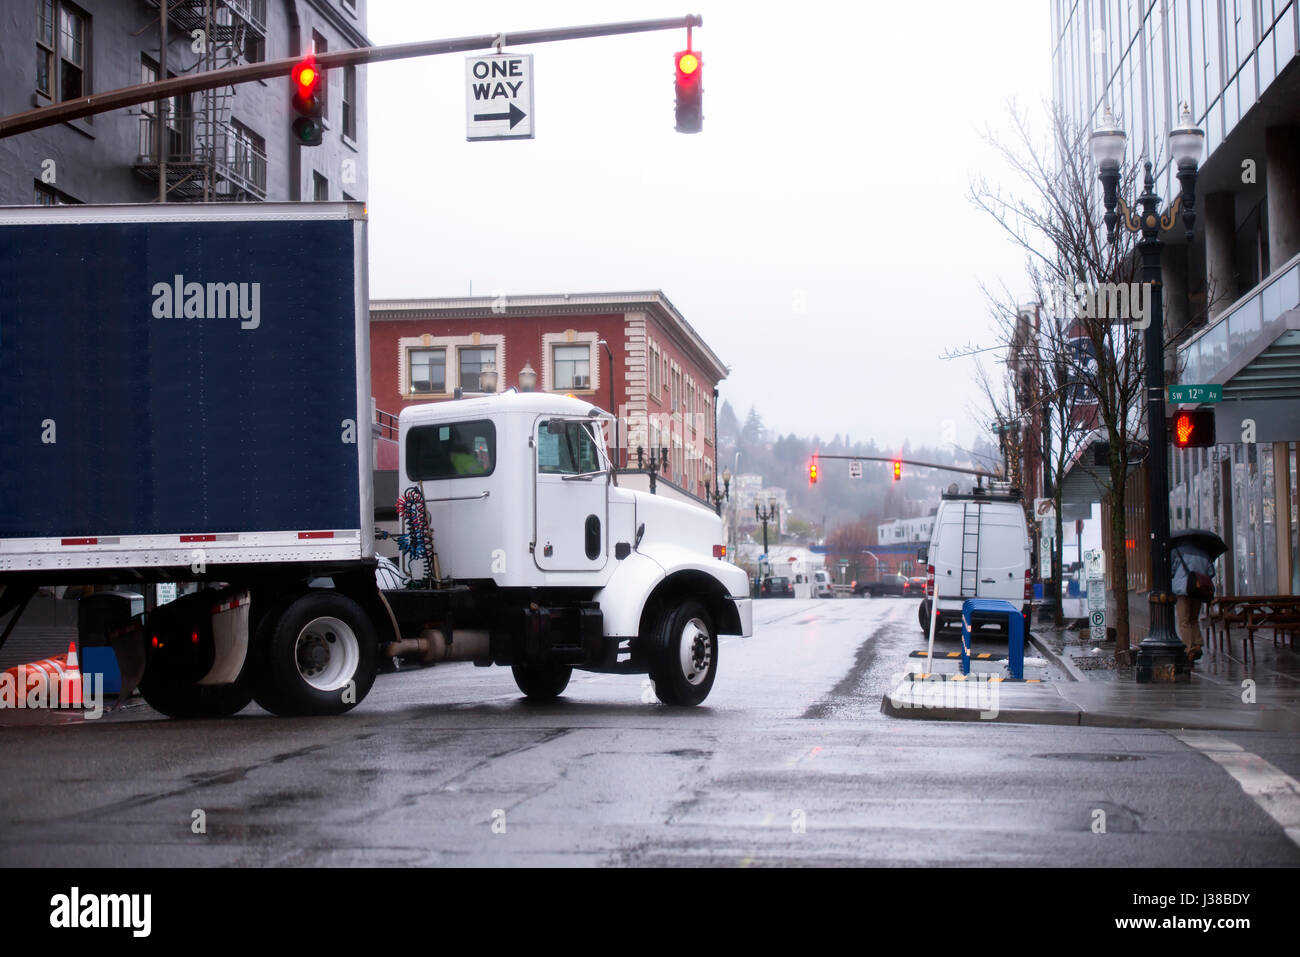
[533,417,609,572]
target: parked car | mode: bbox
[812,569,835,598]
[761,575,795,598]
[851,574,907,597]
[916,485,1031,635]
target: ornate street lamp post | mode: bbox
[1090,102,1204,683]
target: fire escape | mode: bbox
[134,0,268,201]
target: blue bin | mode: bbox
[80,646,122,695]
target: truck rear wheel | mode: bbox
[250,592,378,717]
[511,663,572,700]
[646,599,717,707]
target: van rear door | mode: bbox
[975,504,1027,603]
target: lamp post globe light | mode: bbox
[518,362,537,392]
[1089,101,1203,683]
[477,364,498,394]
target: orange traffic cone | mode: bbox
[61,641,83,708]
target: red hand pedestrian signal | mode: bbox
[1171,409,1215,448]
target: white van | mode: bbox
[917,488,1031,635]
[812,569,834,598]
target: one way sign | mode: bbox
[466,54,534,140]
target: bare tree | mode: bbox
[972,290,1093,627]
[970,104,1148,661]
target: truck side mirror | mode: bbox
[917,546,928,563]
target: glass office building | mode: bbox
[1051,2,1299,596]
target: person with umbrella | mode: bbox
[1170,529,1226,663]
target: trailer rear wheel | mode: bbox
[511,663,572,700]
[646,599,717,706]
[251,592,378,716]
[139,673,253,719]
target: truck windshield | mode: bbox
[406,420,496,480]
[537,420,604,475]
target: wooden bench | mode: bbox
[1207,596,1300,662]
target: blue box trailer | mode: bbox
[0,202,372,572]
[0,203,386,718]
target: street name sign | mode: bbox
[1167,383,1222,403]
[466,54,534,140]
[848,460,862,479]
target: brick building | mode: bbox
[368,291,729,502]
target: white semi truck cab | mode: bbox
[388,392,753,705]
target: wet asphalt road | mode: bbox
[2,596,1298,866]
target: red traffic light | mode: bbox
[809,456,818,485]
[893,460,902,481]
[291,54,325,147]
[292,55,321,97]
[674,49,703,133]
[1171,409,1215,448]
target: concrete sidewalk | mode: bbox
[882,619,1300,732]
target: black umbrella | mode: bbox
[1169,528,1227,561]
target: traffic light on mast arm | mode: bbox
[1171,409,1215,448]
[893,460,902,482]
[291,54,325,147]
[809,455,818,485]
[674,49,703,133]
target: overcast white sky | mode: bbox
[366,1,1053,452]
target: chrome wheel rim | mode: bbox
[678,617,712,686]
[294,616,358,692]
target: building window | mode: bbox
[59,4,87,101]
[36,0,54,96]
[553,344,591,390]
[342,65,357,140]
[459,347,496,392]
[140,57,192,160]
[312,30,328,114]
[409,348,446,394]
[648,341,661,397]
[227,118,267,193]
[34,181,80,204]
[313,171,329,201]
[243,32,265,64]
[37,2,89,102]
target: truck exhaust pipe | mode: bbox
[384,628,490,664]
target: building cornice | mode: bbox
[369,290,729,381]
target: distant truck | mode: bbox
[0,203,752,717]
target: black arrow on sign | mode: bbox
[473,102,527,129]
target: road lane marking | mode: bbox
[1172,731,1300,848]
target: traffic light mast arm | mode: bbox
[811,453,996,478]
[0,14,704,139]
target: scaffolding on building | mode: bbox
[133,0,269,201]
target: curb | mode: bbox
[880,687,1300,732]
[1026,631,1087,682]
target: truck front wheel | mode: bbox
[646,599,717,707]
[251,592,378,716]
[511,663,572,700]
